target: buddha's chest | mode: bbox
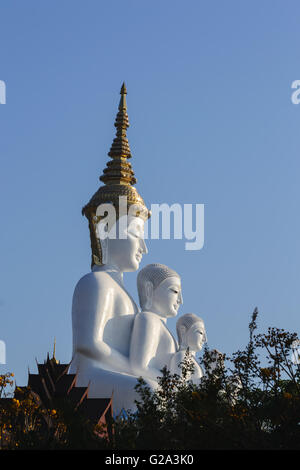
[157,328,177,354]
[151,327,177,371]
[103,289,138,356]
[112,292,138,317]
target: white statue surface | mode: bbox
[69,84,209,413]
[69,83,155,412]
[169,313,207,383]
[69,216,150,412]
[130,263,183,382]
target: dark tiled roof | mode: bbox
[79,397,112,424]
[67,387,88,407]
[28,374,51,403]
[0,355,113,429]
[55,374,76,395]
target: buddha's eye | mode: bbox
[194,329,203,335]
[171,288,179,294]
[128,229,140,239]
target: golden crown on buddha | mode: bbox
[82,83,150,266]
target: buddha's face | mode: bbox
[151,276,183,318]
[106,216,148,272]
[185,321,206,351]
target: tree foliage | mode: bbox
[113,309,300,450]
[0,309,299,449]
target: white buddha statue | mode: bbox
[69,84,153,412]
[169,313,207,383]
[70,214,149,411]
[130,263,183,383]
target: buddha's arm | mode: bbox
[169,351,185,376]
[170,352,203,383]
[129,313,162,382]
[72,274,131,373]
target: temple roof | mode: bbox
[13,354,113,427]
[80,397,112,424]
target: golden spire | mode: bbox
[82,83,150,267]
[100,83,136,186]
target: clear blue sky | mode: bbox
[0,1,300,386]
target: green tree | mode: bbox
[112,310,300,450]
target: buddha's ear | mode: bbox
[96,219,110,265]
[178,325,187,346]
[99,237,108,265]
[144,280,153,310]
[179,325,187,337]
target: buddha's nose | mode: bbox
[178,292,183,305]
[140,238,148,254]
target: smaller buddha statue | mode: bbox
[169,313,207,383]
[130,263,183,383]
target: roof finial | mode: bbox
[52,338,59,364]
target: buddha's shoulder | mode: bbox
[73,270,118,294]
[173,350,185,361]
[135,311,161,324]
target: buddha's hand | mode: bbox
[206,349,225,373]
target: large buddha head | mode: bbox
[94,213,148,272]
[82,83,150,270]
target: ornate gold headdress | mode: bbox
[82,83,150,267]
